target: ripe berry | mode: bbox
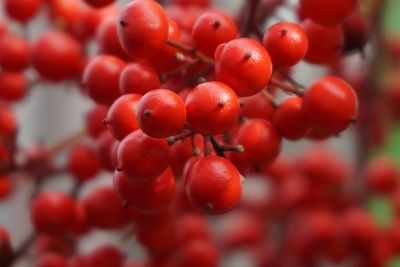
[85,104,108,138]
[240,91,275,121]
[0,71,28,102]
[179,239,220,267]
[215,38,272,97]
[365,157,399,194]
[114,166,175,214]
[72,202,90,235]
[0,104,17,136]
[87,245,124,267]
[5,0,44,23]
[67,143,101,182]
[83,0,115,8]
[0,34,30,71]
[273,97,311,140]
[117,0,169,59]
[185,81,240,135]
[95,131,117,171]
[302,76,357,134]
[191,11,238,57]
[263,22,308,67]
[300,0,359,27]
[137,89,187,138]
[303,20,343,64]
[0,176,12,200]
[176,213,211,245]
[83,186,128,229]
[119,63,160,95]
[230,119,281,170]
[96,18,129,59]
[342,12,370,54]
[117,129,169,181]
[32,31,81,81]
[35,253,68,267]
[105,94,141,140]
[31,191,76,236]
[185,156,242,214]
[169,0,210,7]
[82,55,124,106]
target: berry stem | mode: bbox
[269,78,304,96]
[203,135,211,156]
[166,39,215,65]
[159,59,201,83]
[210,135,244,158]
[242,0,261,38]
[13,232,37,263]
[283,75,306,89]
[167,130,193,145]
[262,89,280,108]
[47,129,86,156]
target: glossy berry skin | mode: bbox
[96,18,129,59]
[186,81,240,135]
[215,38,272,97]
[117,129,169,181]
[67,143,101,182]
[365,157,399,194]
[114,166,175,214]
[119,63,160,95]
[303,20,343,64]
[117,0,169,59]
[88,245,124,267]
[31,191,76,236]
[300,0,359,27]
[263,22,308,67]
[35,253,68,267]
[5,0,44,23]
[0,34,30,71]
[230,119,281,170]
[82,55,124,106]
[0,72,28,102]
[83,0,115,8]
[191,11,238,57]
[105,94,141,141]
[83,186,127,229]
[32,31,81,81]
[273,97,311,140]
[85,104,108,138]
[302,76,357,134]
[179,239,220,267]
[240,92,275,121]
[185,156,242,215]
[137,89,187,138]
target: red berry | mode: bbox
[0,34,30,71]
[186,81,240,135]
[82,55,124,106]
[67,143,101,182]
[303,20,343,64]
[83,0,115,8]
[117,0,169,59]
[240,91,275,121]
[0,104,17,136]
[72,201,90,235]
[95,131,117,171]
[179,239,220,267]
[176,213,211,245]
[35,253,68,267]
[185,156,242,214]
[114,166,175,214]
[5,0,44,23]
[302,76,357,134]
[342,12,370,54]
[0,176,12,200]
[273,96,311,140]
[169,0,210,7]
[96,17,129,59]
[365,157,399,194]
[0,71,28,102]
[191,11,238,57]
[137,89,187,138]
[263,22,308,67]
[31,191,76,235]
[88,245,124,267]
[119,63,160,95]
[230,119,281,170]
[83,186,128,229]
[215,38,272,97]
[85,104,108,138]
[32,31,82,81]
[117,129,169,181]
[0,227,13,267]
[105,94,141,140]
[300,0,359,27]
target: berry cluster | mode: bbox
[0,0,394,266]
